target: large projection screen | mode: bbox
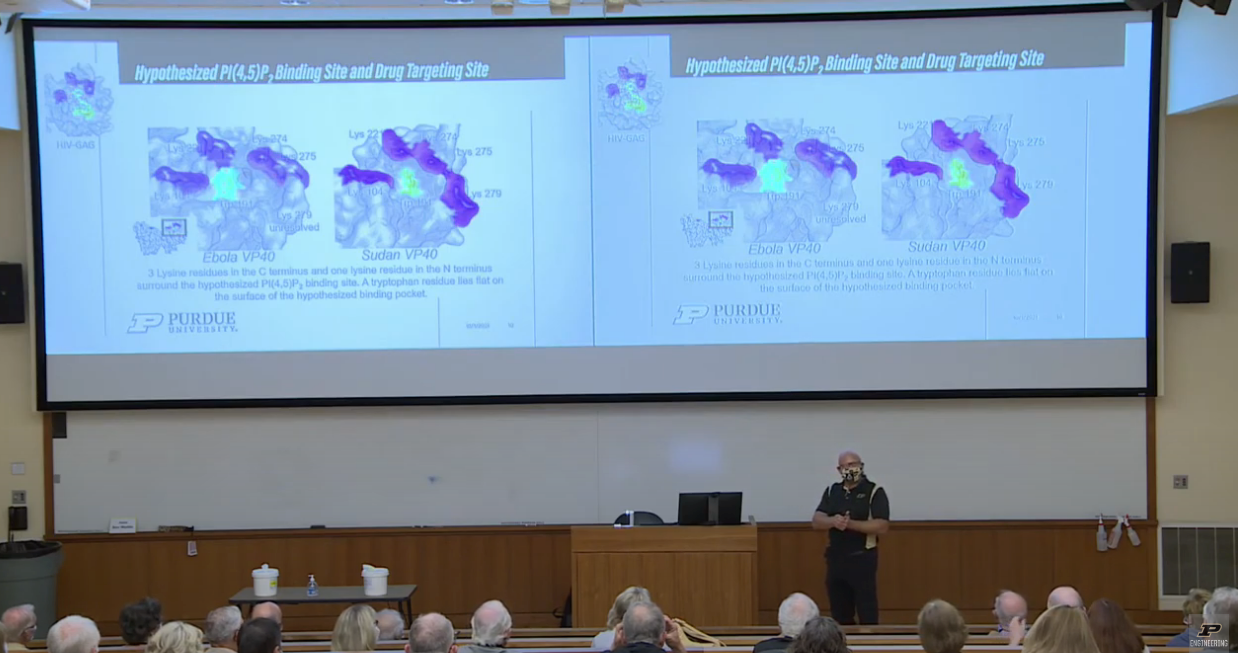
[24,5,1160,408]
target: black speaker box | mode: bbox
[0,263,24,324]
[1170,242,1210,304]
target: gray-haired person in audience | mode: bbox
[990,590,1029,645]
[459,601,511,653]
[754,593,819,653]
[593,587,652,650]
[205,606,243,653]
[47,616,100,653]
[1167,588,1212,648]
[251,603,283,626]
[1204,587,1238,651]
[147,622,205,653]
[1048,586,1085,610]
[1,604,37,651]
[919,600,968,653]
[406,613,457,653]
[610,602,685,653]
[786,617,848,653]
[377,610,406,641]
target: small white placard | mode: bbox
[187,541,198,557]
[10,462,24,475]
[109,518,137,534]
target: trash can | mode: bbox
[0,541,64,639]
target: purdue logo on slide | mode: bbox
[673,305,710,325]
[128,313,164,333]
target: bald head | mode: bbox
[250,603,282,625]
[777,593,819,637]
[407,613,455,653]
[1,605,36,644]
[47,616,100,653]
[837,451,862,467]
[470,601,511,647]
[620,602,666,646]
[993,591,1027,626]
[1047,586,1083,610]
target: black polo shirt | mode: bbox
[815,476,890,556]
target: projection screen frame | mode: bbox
[22,2,1163,411]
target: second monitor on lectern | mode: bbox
[677,492,742,526]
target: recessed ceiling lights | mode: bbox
[279,0,310,5]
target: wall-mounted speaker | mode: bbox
[0,263,24,324]
[1170,242,1211,304]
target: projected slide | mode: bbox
[27,8,1155,404]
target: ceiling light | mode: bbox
[444,0,475,5]
[279,0,310,5]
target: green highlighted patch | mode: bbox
[758,159,793,194]
[397,168,424,198]
[623,82,647,114]
[948,158,974,190]
[211,167,244,201]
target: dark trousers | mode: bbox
[826,548,879,625]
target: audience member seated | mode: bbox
[1167,588,1212,648]
[460,601,511,653]
[205,607,243,653]
[754,593,819,653]
[990,590,1028,645]
[593,587,652,651]
[610,602,685,653]
[786,617,847,653]
[1087,599,1147,653]
[332,604,379,652]
[406,614,457,653]
[251,604,283,626]
[1048,586,1085,611]
[1204,587,1238,651]
[47,617,100,653]
[918,600,968,653]
[1022,605,1100,653]
[120,598,163,646]
[1,605,36,651]
[237,619,281,653]
[147,622,205,653]
[377,610,405,641]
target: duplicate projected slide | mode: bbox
[31,11,1153,362]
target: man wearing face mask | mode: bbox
[811,450,890,625]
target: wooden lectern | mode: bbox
[570,525,758,628]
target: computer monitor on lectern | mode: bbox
[677,492,742,526]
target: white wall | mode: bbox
[1168,5,1238,114]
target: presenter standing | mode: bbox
[811,451,890,625]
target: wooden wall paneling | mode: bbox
[1052,528,1151,611]
[756,527,825,611]
[956,528,1059,612]
[57,541,153,633]
[53,522,1168,637]
[670,552,756,626]
[877,530,963,611]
